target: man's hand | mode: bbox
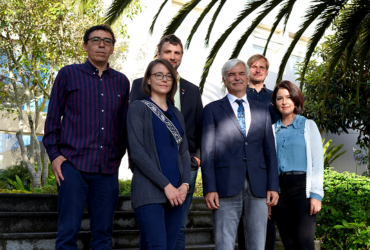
[310,198,322,215]
[164,183,184,207]
[194,156,201,167]
[178,184,188,201]
[205,192,219,210]
[268,206,272,220]
[266,190,279,206]
[52,155,67,186]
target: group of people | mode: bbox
[43,24,324,250]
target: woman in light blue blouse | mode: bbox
[271,80,324,250]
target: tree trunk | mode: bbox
[28,114,43,190]
[368,131,370,176]
[16,130,39,191]
[28,136,35,164]
[42,149,49,185]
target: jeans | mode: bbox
[135,203,184,250]
[55,161,119,250]
[272,174,318,250]
[213,177,268,250]
[174,169,198,250]
[237,217,276,250]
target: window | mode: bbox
[252,45,279,72]
[290,55,304,77]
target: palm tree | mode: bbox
[104,1,370,111]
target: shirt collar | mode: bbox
[227,93,248,104]
[247,84,267,93]
[275,114,304,131]
[144,95,171,109]
[85,59,111,75]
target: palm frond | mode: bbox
[356,14,370,105]
[323,139,332,154]
[356,10,370,74]
[281,0,294,34]
[323,1,370,116]
[341,34,357,84]
[161,0,203,37]
[327,144,344,158]
[299,0,348,89]
[105,0,137,25]
[149,0,169,35]
[185,0,219,49]
[276,0,340,84]
[199,0,268,93]
[205,0,227,48]
[74,0,89,15]
[230,0,283,59]
[326,145,335,155]
[263,0,297,56]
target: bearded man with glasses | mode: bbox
[43,24,130,250]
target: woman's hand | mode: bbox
[178,184,188,201]
[310,198,322,215]
[164,183,184,207]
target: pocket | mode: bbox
[215,161,228,168]
[260,162,267,169]
[110,93,124,111]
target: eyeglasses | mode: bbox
[88,37,113,46]
[151,72,174,81]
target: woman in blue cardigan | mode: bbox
[127,59,191,250]
[271,80,324,250]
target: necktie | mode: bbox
[235,99,247,140]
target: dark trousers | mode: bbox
[55,161,119,250]
[135,203,184,250]
[272,174,318,250]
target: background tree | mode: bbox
[0,0,140,191]
[296,34,370,165]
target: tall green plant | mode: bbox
[7,175,29,192]
[322,139,347,169]
[0,163,31,190]
[297,31,370,162]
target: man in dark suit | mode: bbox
[201,58,279,250]
[129,34,203,250]
[238,54,280,250]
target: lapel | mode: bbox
[179,78,190,105]
[220,96,245,138]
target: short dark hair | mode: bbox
[157,34,183,54]
[83,25,116,45]
[247,54,269,70]
[142,59,178,103]
[271,80,304,115]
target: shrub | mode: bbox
[193,171,203,197]
[119,179,131,195]
[0,189,32,194]
[0,163,31,190]
[317,168,370,249]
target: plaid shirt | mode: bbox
[43,60,130,173]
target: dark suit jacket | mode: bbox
[201,96,279,198]
[130,77,203,169]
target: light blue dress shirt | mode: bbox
[275,114,322,201]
